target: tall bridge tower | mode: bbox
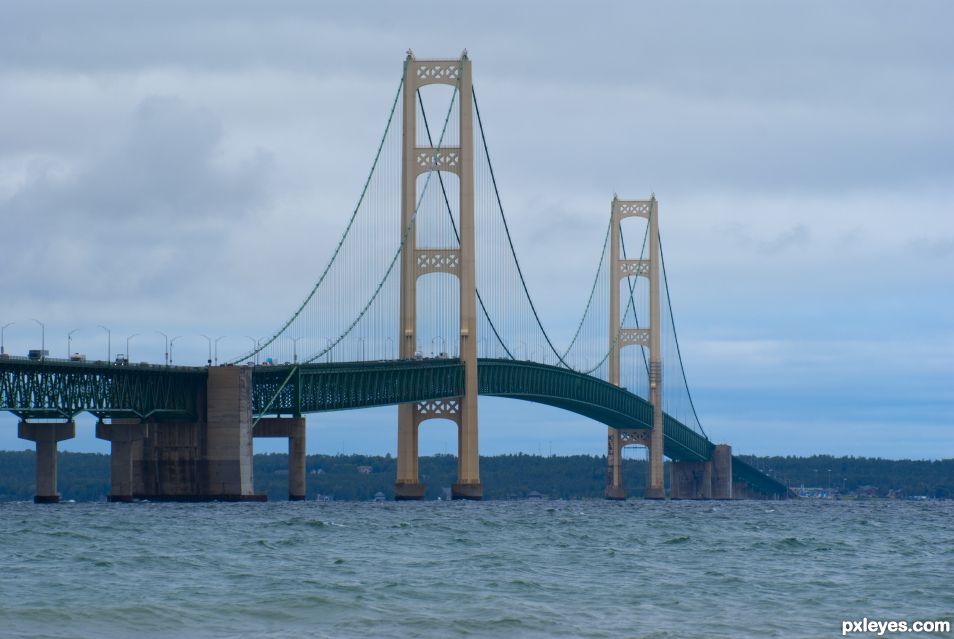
[605,196,665,499]
[395,52,482,500]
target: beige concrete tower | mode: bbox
[605,196,665,500]
[395,51,482,500]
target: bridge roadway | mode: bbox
[0,356,787,497]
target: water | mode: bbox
[1,500,951,638]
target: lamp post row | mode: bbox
[0,323,375,366]
[2,322,247,367]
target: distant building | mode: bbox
[373,491,386,502]
[357,465,373,474]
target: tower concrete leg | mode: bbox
[452,400,482,500]
[395,405,425,500]
[96,419,149,502]
[18,421,75,503]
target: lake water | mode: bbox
[1,499,952,638]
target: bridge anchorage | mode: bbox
[0,51,792,502]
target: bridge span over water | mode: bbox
[1,356,787,500]
[1,52,790,502]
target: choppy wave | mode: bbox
[0,499,952,638]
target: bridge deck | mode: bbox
[0,356,788,497]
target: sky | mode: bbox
[1,1,952,460]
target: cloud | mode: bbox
[720,223,812,254]
[1,95,272,320]
[909,236,954,258]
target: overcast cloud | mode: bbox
[1,1,952,459]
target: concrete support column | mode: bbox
[95,419,149,502]
[605,428,626,500]
[253,417,306,501]
[288,421,306,501]
[205,366,256,499]
[670,460,713,500]
[18,421,75,503]
[711,444,733,500]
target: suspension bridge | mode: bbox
[0,52,790,502]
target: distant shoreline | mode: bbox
[1,451,951,502]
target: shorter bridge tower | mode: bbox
[605,196,665,499]
[395,52,482,500]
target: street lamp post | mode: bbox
[67,329,79,359]
[201,335,212,366]
[292,337,303,364]
[30,318,45,360]
[385,336,394,360]
[1,321,14,355]
[169,336,183,366]
[357,337,366,361]
[214,336,226,366]
[98,325,111,363]
[156,331,169,366]
[126,333,140,363]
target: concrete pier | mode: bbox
[96,366,263,502]
[203,366,255,498]
[711,444,733,500]
[395,481,427,500]
[18,420,75,503]
[670,460,713,500]
[253,417,306,500]
[733,481,766,499]
[95,419,149,502]
[451,482,483,500]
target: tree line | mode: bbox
[0,451,951,501]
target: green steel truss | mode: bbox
[0,358,204,421]
[1,357,787,496]
[252,359,464,416]
[252,358,711,462]
[731,456,791,499]
[476,359,653,431]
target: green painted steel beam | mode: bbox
[0,357,205,421]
